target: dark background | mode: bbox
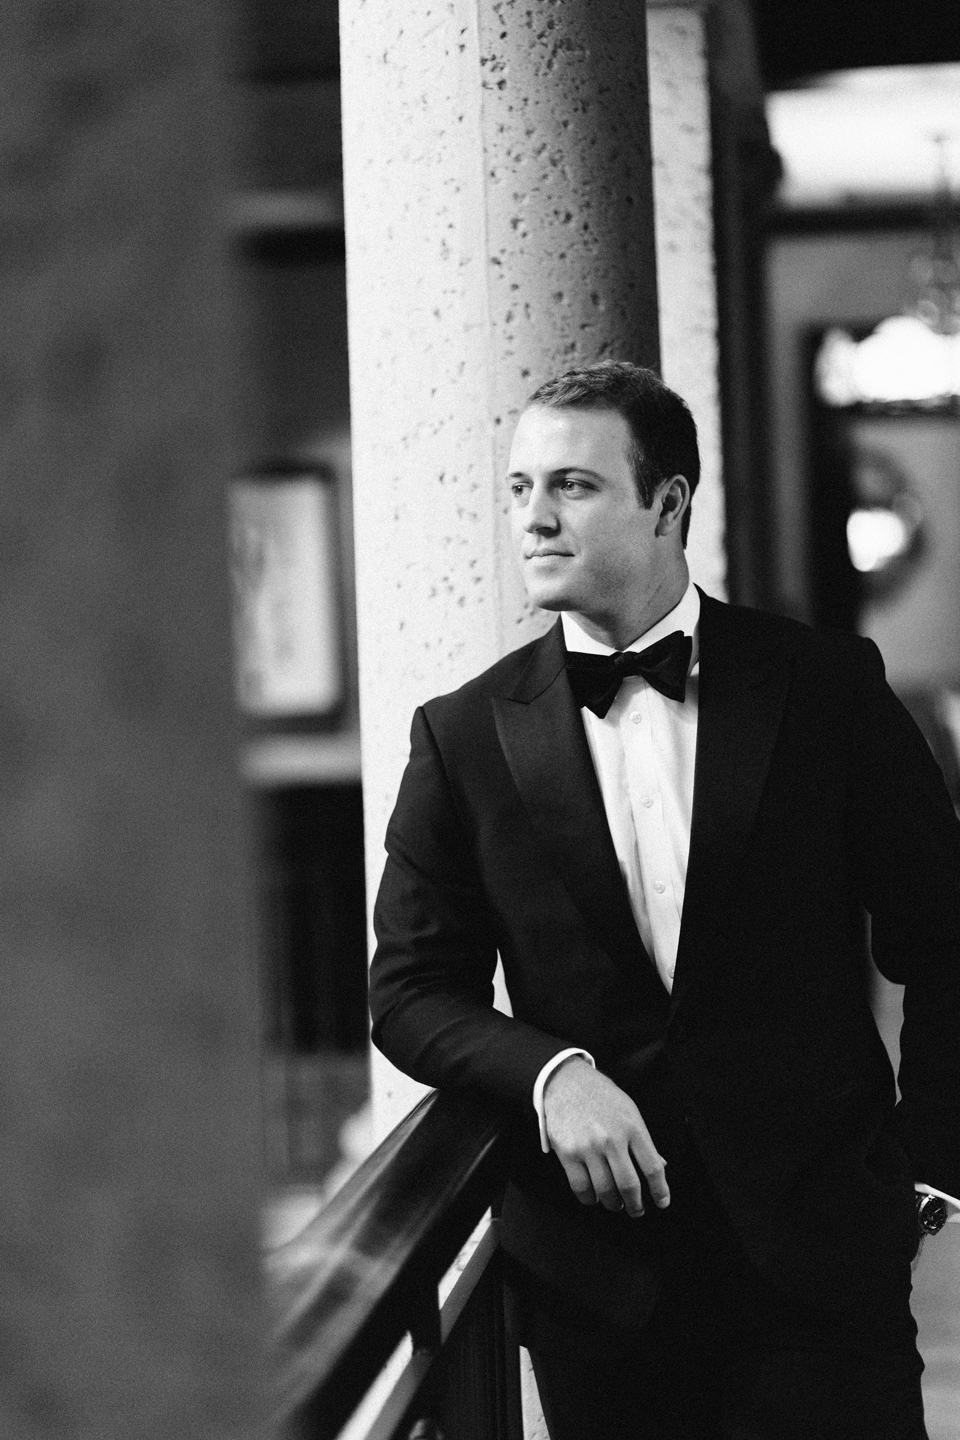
[752,0,960,88]
[235,0,960,88]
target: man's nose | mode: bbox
[523,482,559,533]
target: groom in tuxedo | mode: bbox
[369,361,960,1438]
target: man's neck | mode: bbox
[569,568,690,651]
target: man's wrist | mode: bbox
[533,1048,595,1153]
[915,1183,960,1227]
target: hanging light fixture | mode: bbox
[816,134,960,407]
[906,134,960,337]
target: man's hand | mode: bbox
[542,1057,670,1218]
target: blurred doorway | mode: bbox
[806,337,960,806]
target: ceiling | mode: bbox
[750,0,960,90]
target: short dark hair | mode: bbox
[525,360,700,544]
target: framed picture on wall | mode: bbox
[229,464,342,718]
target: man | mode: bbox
[369,361,960,1438]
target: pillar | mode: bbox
[342,0,662,1137]
[647,0,726,600]
[0,3,264,1435]
[342,0,732,1138]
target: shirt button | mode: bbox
[641,797,654,809]
[668,964,676,979]
[629,711,642,725]
[653,881,666,894]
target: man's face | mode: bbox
[507,405,668,625]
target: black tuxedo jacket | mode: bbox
[370,593,960,1322]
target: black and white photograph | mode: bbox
[3,2,959,1437]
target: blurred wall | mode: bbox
[232,2,369,1188]
[852,415,960,690]
[766,229,932,618]
[0,2,265,1434]
[766,229,960,691]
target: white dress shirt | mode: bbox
[565,582,700,992]
[533,582,699,1149]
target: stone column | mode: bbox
[341,0,662,1136]
[0,3,264,1436]
[647,0,726,600]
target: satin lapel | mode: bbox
[671,594,795,1010]
[492,621,651,976]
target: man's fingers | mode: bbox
[560,1156,628,1213]
[561,1158,598,1206]
[554,1150,669,1213]
[562,1149,653,1218]
[630,1137,670,1209]
[606,1152,646,1218]
[586,1156,626,1213]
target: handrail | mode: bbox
[267,1089,509,1440]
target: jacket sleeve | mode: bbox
[849,638,960,1195]
[369,704,573,1112]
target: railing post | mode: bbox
[407,1421,445,1440]
[407,1287,443,1354]
[431,1227,523,1440]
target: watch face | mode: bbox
[917,1194,949,1235]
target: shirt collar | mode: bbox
[560,580,700,668]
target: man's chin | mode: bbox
[523,587,572,614]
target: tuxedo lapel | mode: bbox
[492,621,653,977]
[671,593,796,1010]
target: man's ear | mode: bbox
[655,474,691,536]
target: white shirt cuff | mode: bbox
[915,1183,960,1221]
[533,1048,595,1154]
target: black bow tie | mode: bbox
[565,631,693,717]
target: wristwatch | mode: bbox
[916,1191,949,1236]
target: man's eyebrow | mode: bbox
[505,466,605,480]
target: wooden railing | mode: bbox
[267,1090,522,1440]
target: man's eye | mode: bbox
[559,479,587,495]
[510,482,529,498]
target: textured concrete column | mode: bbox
[647,0,726,599]
[342,0,661,1135]
[0,4,264,1436]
